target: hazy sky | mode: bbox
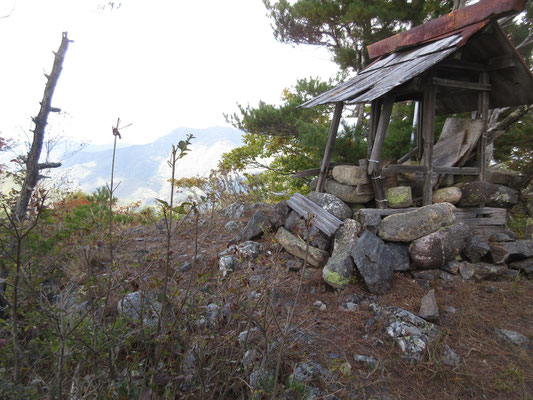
[0,0,338,146]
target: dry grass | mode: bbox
[54,204,533,399]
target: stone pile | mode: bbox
[312,164,522,210]
[222,185,533,294]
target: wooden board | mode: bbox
[454,207,507,226]
[287,193,343,236]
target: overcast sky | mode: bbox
[0,0,338,146]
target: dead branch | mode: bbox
[38,162,62,170]
[14,32,71,222]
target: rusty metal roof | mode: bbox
[301,23,486,109]
[301,19,533,113]
[367,0,528,60]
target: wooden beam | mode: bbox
[434,166,479,175]
[422,84,436,205]
[478,72,490,182]
[384,165,480,175]
[367,100,380,159]
[438,59,486,72]
[317,102,343,192]
[367,96,395,209]
[417,99,423,160]
[397,146,418,164]
[432,77,491,91]
[487,55,516,70]
[368,96,394,175]
[439,56,515,72]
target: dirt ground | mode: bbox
[116,205,533,400]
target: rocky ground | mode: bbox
[108,196,533,400]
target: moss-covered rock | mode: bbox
[385,186,412,208]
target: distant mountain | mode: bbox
[60,127,243,204]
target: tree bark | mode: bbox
[14,32,70,222]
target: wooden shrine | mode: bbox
[300,0,533,210]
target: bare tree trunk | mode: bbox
[14,32,70,222]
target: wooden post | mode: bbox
[417,100,424,161]
[368,95,394,175]
[317,102,344,193]
[367,95,394,209]
[367,100,380,159]
[477,72,490,182]
[422,84,436,206]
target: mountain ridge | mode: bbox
[60,126,243,203]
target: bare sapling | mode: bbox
[0,191,47,385]
[155,134,194,332]
[106,118,131,262]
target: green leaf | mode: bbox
[155,198,169,207]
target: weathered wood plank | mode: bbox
[397,147,418,164]
[287,193,343,236]
[454,207,507,226]
[384,165,480,175]
[317,102,344,193]
[368,96,394,209]
[368,95,394,174]
[434,166,479,175]
[478,72,490,182]
[432,77,491,91]
[422,84,436,205]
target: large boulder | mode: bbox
[307,191,352,221]
[229,210,272,245]
[350,230,394,294]
[332,165,365,186]
[458,181,519,208]
[409,223,472,269]
[489,240,533,264]
[378,203,456,243]
[433,187,462,205]
[325,179,374,204]
[275,227,329,268]
[385,186,412,209]
[322,219,360,289]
